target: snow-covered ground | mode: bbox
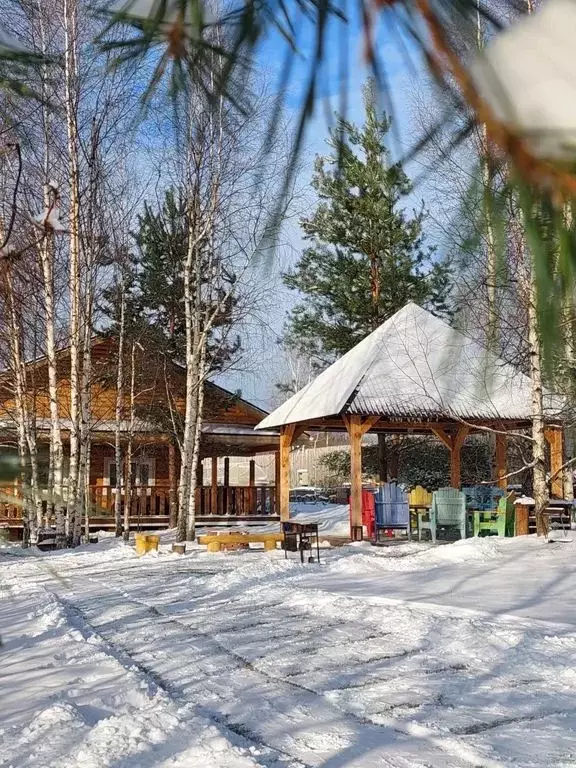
[3,512,576,766]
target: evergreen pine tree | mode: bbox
[283,80,451,367]
[134,188,241,370]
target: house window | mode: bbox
[105,458,155,487]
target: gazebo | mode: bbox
[256,303,566,538]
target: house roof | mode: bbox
[0,334,270,427]
[256,302,564,430]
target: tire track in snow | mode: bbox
[45,567,505,768]
[54,593,310,768]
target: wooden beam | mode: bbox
[279,424,296,522]
[196,458,203,487]
[223,457,230,487]
[344,414,364,537]
[545,426,564,498]
[300,417,532,433]
[450,426,469,489]
[358,414,381,435]
[495,432,507,489]
[211,457,218,514]
[249,459,256,486]
[431,427,453,450]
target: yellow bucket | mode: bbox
[135,533,160,556]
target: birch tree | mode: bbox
[63,0,82,545]
[113,275,126,537]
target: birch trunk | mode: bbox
[5,267,40,543]
[37,1,64,542]
[83,438,91,541]
[75,308,92,545]
[64,0,82,544]
[123,342,136,542]
[177,197,202,541]
[476,2,498,348]
[39,217,65,542]
[186,342,207,541]
[562,203,575,500]
[114,281,126,537]
[527,266,549,534]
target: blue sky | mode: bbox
[216,6,441,410]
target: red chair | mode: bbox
[361,489,375,539]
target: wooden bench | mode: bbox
[197,532,284,552]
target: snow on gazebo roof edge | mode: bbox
[256,302,565,431]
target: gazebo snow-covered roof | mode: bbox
[258,302,562,429]
[258,303,567,538]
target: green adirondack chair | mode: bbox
[418,488,469,543]
[473,494,515,537]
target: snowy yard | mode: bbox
[3,521,576,767]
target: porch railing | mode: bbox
[0,482,278,525]
[196,485,277,516]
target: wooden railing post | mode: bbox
[168,441,177,528]
[211,457,218,515]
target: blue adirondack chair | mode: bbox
[418,487,468,543]
[375,482,411,539]
[463,485,505,511]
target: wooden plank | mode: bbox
[249,459,255,486]
[495,432,507,489]
[344,414,363,534]
[279,424,296,522]
[545,426,564,498]
[224,457,230,487]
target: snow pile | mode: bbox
[327,535,509,577]
[253,501,350,537]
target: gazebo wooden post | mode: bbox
[544,426,565,498]
[450,427,469,488]
[274,449,281,515]
[431,425,469,488]
[495,432,507,489]
[345,415,363,539]
[344,414,380,540]
[279,424,297,522]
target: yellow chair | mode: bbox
[409,486,432,508]
[409,486,432,538]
